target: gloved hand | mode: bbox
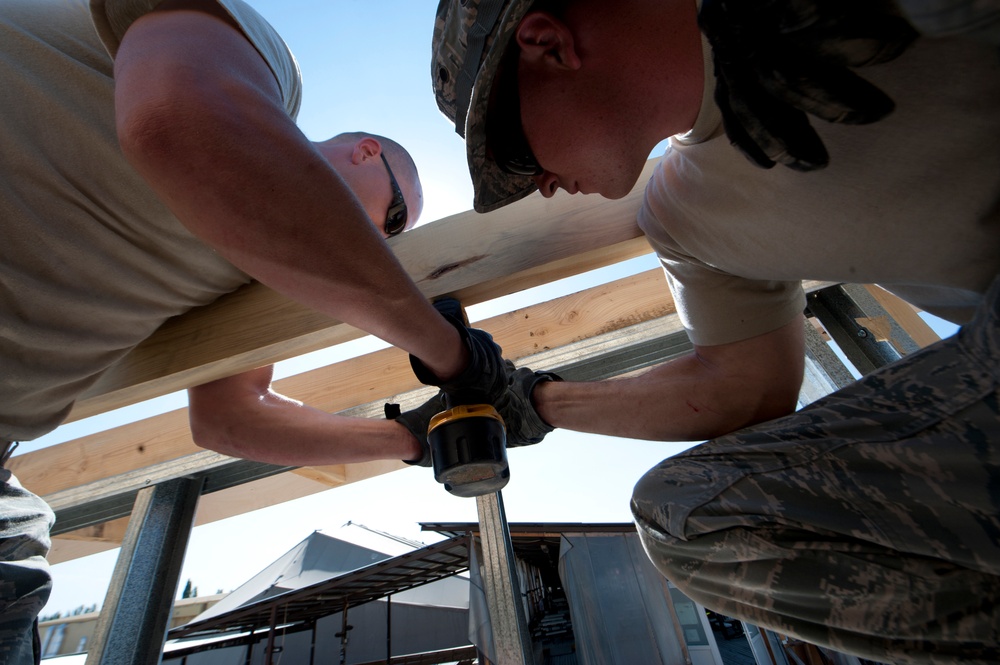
[698,0,919,170]
[496,362,561,447]
[385,391,447,467]
[409,299,507,407]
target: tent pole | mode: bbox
[308,620,317,665]
[337,599,352,665]
[386,594,392,664]
[264,605,277,665]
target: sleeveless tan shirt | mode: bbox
[0,0,301,440]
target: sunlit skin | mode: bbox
[314,136,423,239]
[512,1,703,200]
[115,0,451,470]
[503,1,807,444]
[188,135,428,466]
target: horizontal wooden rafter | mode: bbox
[17,142,907,566]
[26,274,838,563]
[70,160,662,421]
[14,268,675,500]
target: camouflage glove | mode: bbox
[385,391,447,467]
[409,299,507,407]
[698,0,919,170]
[496,363,562,448]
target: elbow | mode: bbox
[690,375,801,440]
[189,406,242,458]
[745,392,797,429]
[187,381,257,459]
[188,367,281,462]
[690,393,797,441]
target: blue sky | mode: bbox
[37,0,689,617]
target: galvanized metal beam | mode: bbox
[49,452,289,535]
[807,284,922,375]
[51,297,894,538]
[49,315,694,534]
[85,477,202,665]
[800,319,858,404]
[475,492,535,665]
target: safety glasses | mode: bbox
[380,153,408,237]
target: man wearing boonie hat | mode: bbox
[432,0,1000,662]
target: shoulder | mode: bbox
[91,0,301,117]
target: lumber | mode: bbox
[862,285,941,349]
[48,465,400,564]
[32,275,833,562]
[13,269,673,498]
[70,159,660,421]
[39,270,677,561]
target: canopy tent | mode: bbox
[192,527,470,627]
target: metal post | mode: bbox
[264,605,278,665]
[337,599,352,665]
[475,491,534,665]
[807,285,923,375]
[800,319,857,402]
[308,621,317,665]
[386,594,392,664]
[85,476,203,665]
[242,633,253,665]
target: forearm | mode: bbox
[534,319,806,441]
[188,372,421,466]
[534,360,775,441]
[114,6,464,378]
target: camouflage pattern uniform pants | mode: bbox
[632,278,1000,665]
[0,467,54,665]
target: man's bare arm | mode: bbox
[534,316,806,441]
[113,0,465,380]
[188,367,421,466]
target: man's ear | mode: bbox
[351,136,382,164]
[515,12,581,70]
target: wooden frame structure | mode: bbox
[10,157,940,562]
[11,159,659,563]
[8,158,941,664]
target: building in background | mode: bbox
[41,522,878,665]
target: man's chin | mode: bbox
[598,176,643,200]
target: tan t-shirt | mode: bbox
[0,0,302,440]
[639,34,1000,347]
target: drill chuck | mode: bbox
[427,404,509,497]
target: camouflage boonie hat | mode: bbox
[432,0,537,213]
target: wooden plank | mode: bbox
[69,160,659,422]
[39,276,835,561]
[42,269,678,562]
[48,462,405,564]
[11,268,674,498]
[863,285,941,349]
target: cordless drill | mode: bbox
[426,298,510,498]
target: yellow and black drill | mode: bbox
[423,298,510,498]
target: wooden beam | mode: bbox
[12,269,674,499]
[32,276,835,563]
[38,270,677,562]
[48,462,403,564]
[70,160,659,422]
[862,285,941,349]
